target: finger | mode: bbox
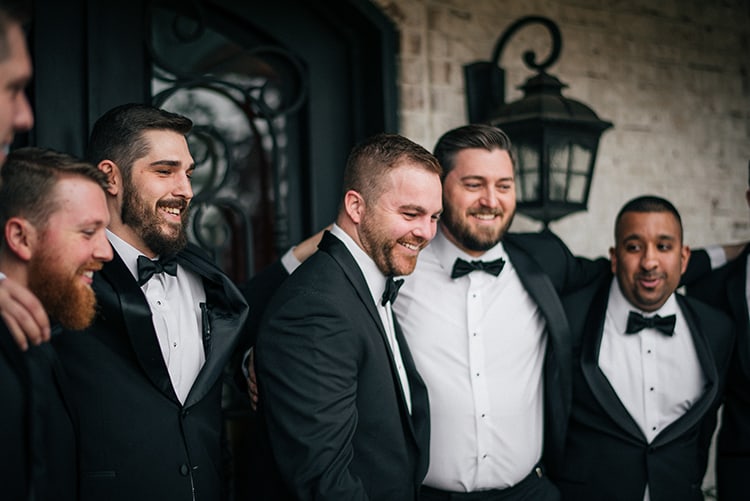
[1,311,29,351]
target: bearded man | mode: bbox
[256,133,443,500]
[0,147,112,500]
[51,103,248,501]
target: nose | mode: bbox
[93,231,114,262]
[479,186,499,208]
[13,92,34,133]
[641,244,658,270]
[174,170,194,201]
[412,216,437,241]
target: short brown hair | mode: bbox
[433,124,514,179]
[342,133,442,204]
[0,147,108,233]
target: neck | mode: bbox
[0,253,29,288]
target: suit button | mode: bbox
[180,464,190,476]
[648,446,656,454]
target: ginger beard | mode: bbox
[27,250,101,331]
[121,171,189,257]
[360,211,426,277]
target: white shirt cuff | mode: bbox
[281,247,303,274]
[705,245,727,270]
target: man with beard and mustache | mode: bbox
[255,133,442,500]
[247,124,602,500]
[0,147,112,501]
[51,103,249,501]
[557,196,733,501]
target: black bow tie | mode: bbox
[625,311,676,336]
[381,277,404,306]
[451,257,506,279]
[137,254,178,286]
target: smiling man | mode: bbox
[51,103,248,501]
[0,147,111,501]
[557,196,734,501]
[256,133,442,500]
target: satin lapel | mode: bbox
[177,247,248,408]
[320,232,387,342]
[652,296,718,446]
[728,253,750,378]
[319,233,416,420]
[99,252,179,403]
[579,280,645,441]
[393,317,429,458]
[505,242,572,424]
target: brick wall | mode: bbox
[372,0,750,258]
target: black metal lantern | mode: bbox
[464,16,613,227]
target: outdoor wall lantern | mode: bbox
[464,16,613,227]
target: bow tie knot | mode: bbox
[381,277,404,306]
[451,257,505,279]
[625,311,676,336]
[137,254,178,286]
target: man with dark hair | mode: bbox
[251,124,601,500]
[51,103,248,501]
[686,162,750,501]
[557,195,734,501]
[0,146,112,500]
[256,133,442,500]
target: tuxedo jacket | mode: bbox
[255,231,430,500]
[52,243,248,501]
[687,247,750,501]
[558,274,734,501]
[0,322,30,500]
[501,231,606,476]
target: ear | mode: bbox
[343,190,366,224]
[680,244,691,276]
[4,217,36,262]
[98,160,121,197]
[609,246,617,275]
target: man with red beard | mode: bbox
[51,103,249,501]
[255,133,443,500]
[0,147,112,500]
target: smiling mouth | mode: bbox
[398,240,423,253]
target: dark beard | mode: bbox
[28,254,99,331]
[440,203,512,253]
[121,174,189,256]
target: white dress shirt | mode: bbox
[329,224,412,412]
[599,280,705,501]
[394,228,546,491]
[107,230,206,404]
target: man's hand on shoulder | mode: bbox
[0,275,50,351]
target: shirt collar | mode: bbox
[329,223,388,307]
[607,278,679,334]
[431,225,509,275]
[106,229,159,283]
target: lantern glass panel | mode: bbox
[516,143,540,202]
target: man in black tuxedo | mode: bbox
[256,133,443,500]
[557,196,734,501]
[51,103,248,501]
[0,147,113,500]
[249,124,602,500]
[686,166,750,501]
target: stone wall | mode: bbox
[371,0,750,257]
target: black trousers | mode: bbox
[420,465,560,501]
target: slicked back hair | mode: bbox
[433,124,514,179]
[86,103,192,179]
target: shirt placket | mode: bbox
[641,330,659,442]
[467,274,491,482]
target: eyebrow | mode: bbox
[459,175,514,182]
[149,160,196,170]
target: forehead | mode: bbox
[378,163,442,208]
[616,211,682,241]
[47,177,109,224]
[138,129,193,160]
[447,148,513,180]
[0,23,32,82]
